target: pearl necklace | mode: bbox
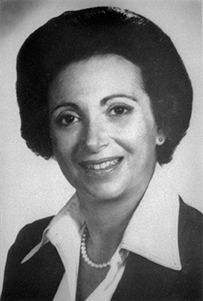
[81,227,110,269]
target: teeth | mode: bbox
[86,159,119,170]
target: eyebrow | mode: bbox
[50,93,137,115]
[50,102,79,115]
[100,94,137,105]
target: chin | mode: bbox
[80,182,126,202]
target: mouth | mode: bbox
[79,157,123,174]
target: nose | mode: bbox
[83,119,109,153]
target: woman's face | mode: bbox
[49,55,161,201]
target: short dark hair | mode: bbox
[16,6,193,164]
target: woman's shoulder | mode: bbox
[179,198,203,232]
[19,215,54,236]
[14,216,54,246]
[178,198,202,267]
[1,216,64,300]
[6,216,54,264]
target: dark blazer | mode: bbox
[1,199,202,301]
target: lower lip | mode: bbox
[79,158,123,176]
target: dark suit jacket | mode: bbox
[1,199,202,301]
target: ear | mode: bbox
[156,129,166,146]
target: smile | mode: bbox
[86,159,120,170]
[79,157,123,173]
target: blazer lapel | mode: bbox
[111,252,179,301]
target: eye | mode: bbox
[56,113,80,126]
[108,105,134,116]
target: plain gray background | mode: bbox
[0,0,202,291]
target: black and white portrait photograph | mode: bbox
[0,0,202,300]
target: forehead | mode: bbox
[49,55,145,100]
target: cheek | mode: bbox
[51,134,79,185]
[114,116,157,153]
[51,130,75,162]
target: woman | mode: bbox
[1,6,202,301]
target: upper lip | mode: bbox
[79,156,123,166]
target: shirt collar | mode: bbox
[21,194,83,264]
[22,164,181,271]
[121,164,181,270]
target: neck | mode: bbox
[77,188,142,249]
